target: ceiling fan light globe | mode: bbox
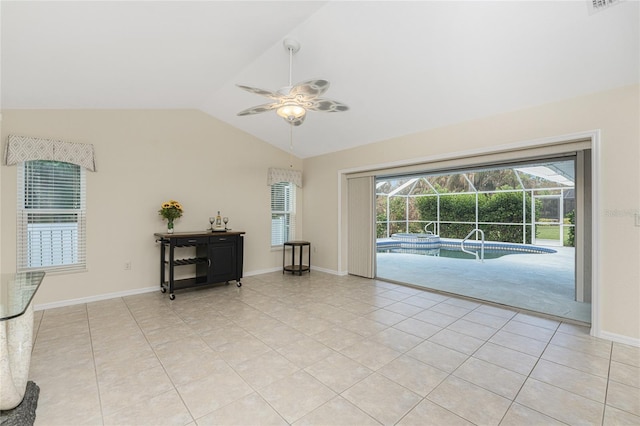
[276,104,306,121]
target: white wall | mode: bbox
[303,85,640,342]
[1,109,302,306]
[2,86,638,343]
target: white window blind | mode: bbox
[17,160,86,273]
[271,182,296,246]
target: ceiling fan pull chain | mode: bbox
[289,123,294,168]
[289,122,294,152]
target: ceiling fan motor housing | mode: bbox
[283,38,301,54]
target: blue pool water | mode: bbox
[377,247,515,260]
[377,235,556,260]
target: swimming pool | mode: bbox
[377,234,556,260]
[377,247,520,260]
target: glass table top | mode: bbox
[0,272,45,321]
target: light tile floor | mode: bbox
[29,271,639,425]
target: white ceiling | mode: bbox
[2,1,638,158]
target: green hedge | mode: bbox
[566,210,575,247]
[414,192,535,243]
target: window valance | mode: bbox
[4,134,97,172]
[267,167,302,187]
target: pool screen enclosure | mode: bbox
[375,158,576,248]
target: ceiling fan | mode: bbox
[236,38,349,126]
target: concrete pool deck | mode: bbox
[376,246,591,323]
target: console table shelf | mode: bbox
[167,277,209,291]
[154,231,244,300]
[169,258,208,266]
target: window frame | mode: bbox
[17,160,87,273]
[270,181,296,247]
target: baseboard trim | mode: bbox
[244,267,281,276]
[597,330,640,348]
[310,265,339,275]
[34,286,157,311]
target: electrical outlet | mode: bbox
[124,261,131,270]
[635,213,640,227]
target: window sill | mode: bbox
[19,267,88,276]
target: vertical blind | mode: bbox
[17,160,86,272]
[347,176,375,278]
[271,182,296,246]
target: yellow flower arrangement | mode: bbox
[158,199,183,221]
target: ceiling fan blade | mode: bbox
[237,102,279,116]
[236,84,281,100]
[306,98,349,112]
[289,79,330,98]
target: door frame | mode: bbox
[338,130,601,337]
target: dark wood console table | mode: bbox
[154,231,244,300]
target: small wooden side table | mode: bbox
[283,241,311,275]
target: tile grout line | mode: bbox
[122,295,199,425]
[600,341,614,426]
[168,283,300,425]
[494,317,563,425]
[85,302,106,426]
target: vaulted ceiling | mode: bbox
[2,1,638,158]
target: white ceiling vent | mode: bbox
[588,0,623,14]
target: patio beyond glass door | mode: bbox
[374,156,589,323]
